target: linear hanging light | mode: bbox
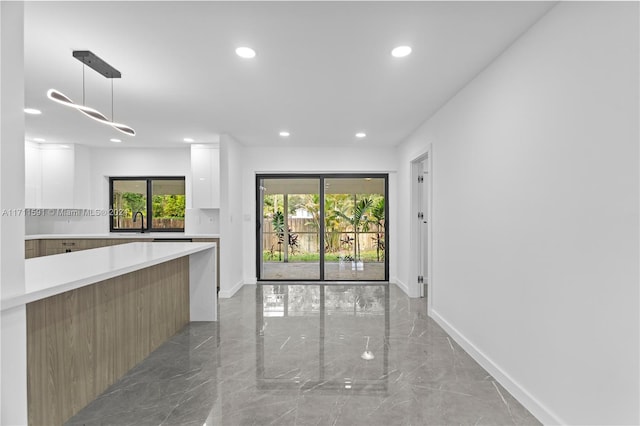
[47,89,135,136]
[47,50,135,136]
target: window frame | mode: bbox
[255,173,389,282]
[109,176,186,233]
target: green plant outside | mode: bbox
[263,193,384,249]
[116,192,186,219]
[263,249,382,262]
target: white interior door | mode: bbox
[419,158,429,298]
[413,153,430,299]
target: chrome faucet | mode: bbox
[133,211,145,233]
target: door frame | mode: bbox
[410,147,433,313]
[256,173,389,282]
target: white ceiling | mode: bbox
[23,1,555,149]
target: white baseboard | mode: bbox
[430,309,565,425]
[218,279,245,298]
[394,277,411,296]
[393,277,423,298]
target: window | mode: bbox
[110,177,186,232]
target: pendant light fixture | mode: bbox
[47,51,135,136]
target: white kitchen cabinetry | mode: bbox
[191,144,220,208]
[25,143,90,208]
[40,145,74,207]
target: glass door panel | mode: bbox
[323,177,386,280]
[259,178,320,280]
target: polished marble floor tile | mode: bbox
[261,262,386,280]
[66,284,540,426]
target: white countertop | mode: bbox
[25,233,220,240]
[1,242,216,311]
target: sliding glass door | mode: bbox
[323,177,386,280]
[257,174,388,282]
[258,177,321,280]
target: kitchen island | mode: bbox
[23,233,221,291]
[1,241,217,426]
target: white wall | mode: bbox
[1,2,28,423]
[238,146,398,289]
[24,141,41,208]
[26,145,221,235]
[88,147,191,208]
[219,134,245,297]
[397,2,639,424]
[27,147,194,234]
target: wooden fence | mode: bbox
[261,218,384,255]
[114,218,185,230]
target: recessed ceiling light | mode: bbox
[24,108,42,115]
[59,145,70,149]
[110,138,122,143]
[355,132,367,138]
[33,138,46,142]
[236,46,256,59]
[391,46,412,58]
[183,137,194,143]
[279,131,290,137]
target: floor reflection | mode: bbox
[66,283,541,426]
[256,284,389,392]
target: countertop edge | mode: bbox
[25,234,220,240]
[1,242,216,311]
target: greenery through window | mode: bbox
[110,177,185,232]
[261,192,385,263]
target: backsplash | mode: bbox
[25,214,105,235]
[184,208,219,234]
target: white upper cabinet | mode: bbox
[40,145,74,207]
[25,143,90,208]
[191,144,220,208]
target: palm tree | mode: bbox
[369,197,385,262]
[324,194,352,253]
[271,210,299,260]
[336,197,373,261]
[271,210,285,261]
[299,192,321,234]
